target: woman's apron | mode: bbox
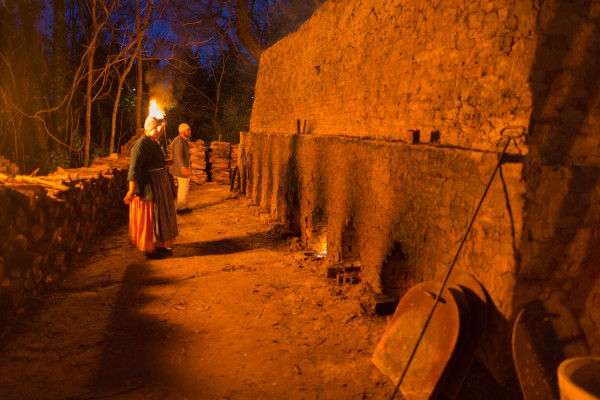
[148,168,178,243]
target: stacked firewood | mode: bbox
[230,144,239,171]
[0,156,19,177]
[209,141,232,184]
[0,162,128,320]
[189,139,208,184]
[92,153,130,170]
[120,129,144,155]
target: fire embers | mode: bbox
[308,208,327,258]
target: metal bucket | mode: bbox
[558,356,600,400]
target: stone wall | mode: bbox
[241,0,600,392]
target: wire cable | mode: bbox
[388,134,517,400]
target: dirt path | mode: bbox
[0,185,394,400]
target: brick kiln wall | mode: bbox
[518,0,600,360]
[242,0,600,390]
[240,132,524,386]
[250,0,536,153]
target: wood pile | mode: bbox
[209,141,232,184]
[0,160,128,321]
[146,137,238,186]
[230,144,239,171]
[189,139,208,185]
[0,156,19,177]
[120,129,144,155]
[166,139,208,188]
[92,153,130,170]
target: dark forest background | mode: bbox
[0,0,321,174]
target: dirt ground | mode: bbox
[0,185,395,400]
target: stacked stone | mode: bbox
[209,141,231,184]
[0,156,19,177]
[0,161,128,319]
[189,140,208,184]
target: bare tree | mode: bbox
[108,1,155,154]
[0,0,320,172]
[83,0,98,166]
[235,0,263,63]
[136,0,143,130]
[52,0,69,147]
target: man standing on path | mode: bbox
[171,123,192,214]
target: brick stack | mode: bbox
[189,139,208,184]
[382,244,415,299]
[327,219,361,285]
[209,141,231,184]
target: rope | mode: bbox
[388,135,516,400]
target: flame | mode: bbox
[317,241,327,254]
[148,99,164,120]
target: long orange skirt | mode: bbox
[129,196,173,252]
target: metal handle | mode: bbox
[500,126,526,139]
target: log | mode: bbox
[0,158,129,318]
[11,176,70,191]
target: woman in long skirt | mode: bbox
[123,115,178,259]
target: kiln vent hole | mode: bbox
[382,242,415,300]
[310,207,327,258]
[327,217,361,285]
[289,191,301,235]
[341,217,360,268]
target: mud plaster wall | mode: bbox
[242,0,600,389]
[240,132,524,385]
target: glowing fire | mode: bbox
[316,239,327,258]
[317,235,327,252]
[148,99,164,120]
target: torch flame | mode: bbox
[148,99,164,120]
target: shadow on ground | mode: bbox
[175,231,288,257]
[86,262,196,398]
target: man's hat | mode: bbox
[179,123,190,133]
